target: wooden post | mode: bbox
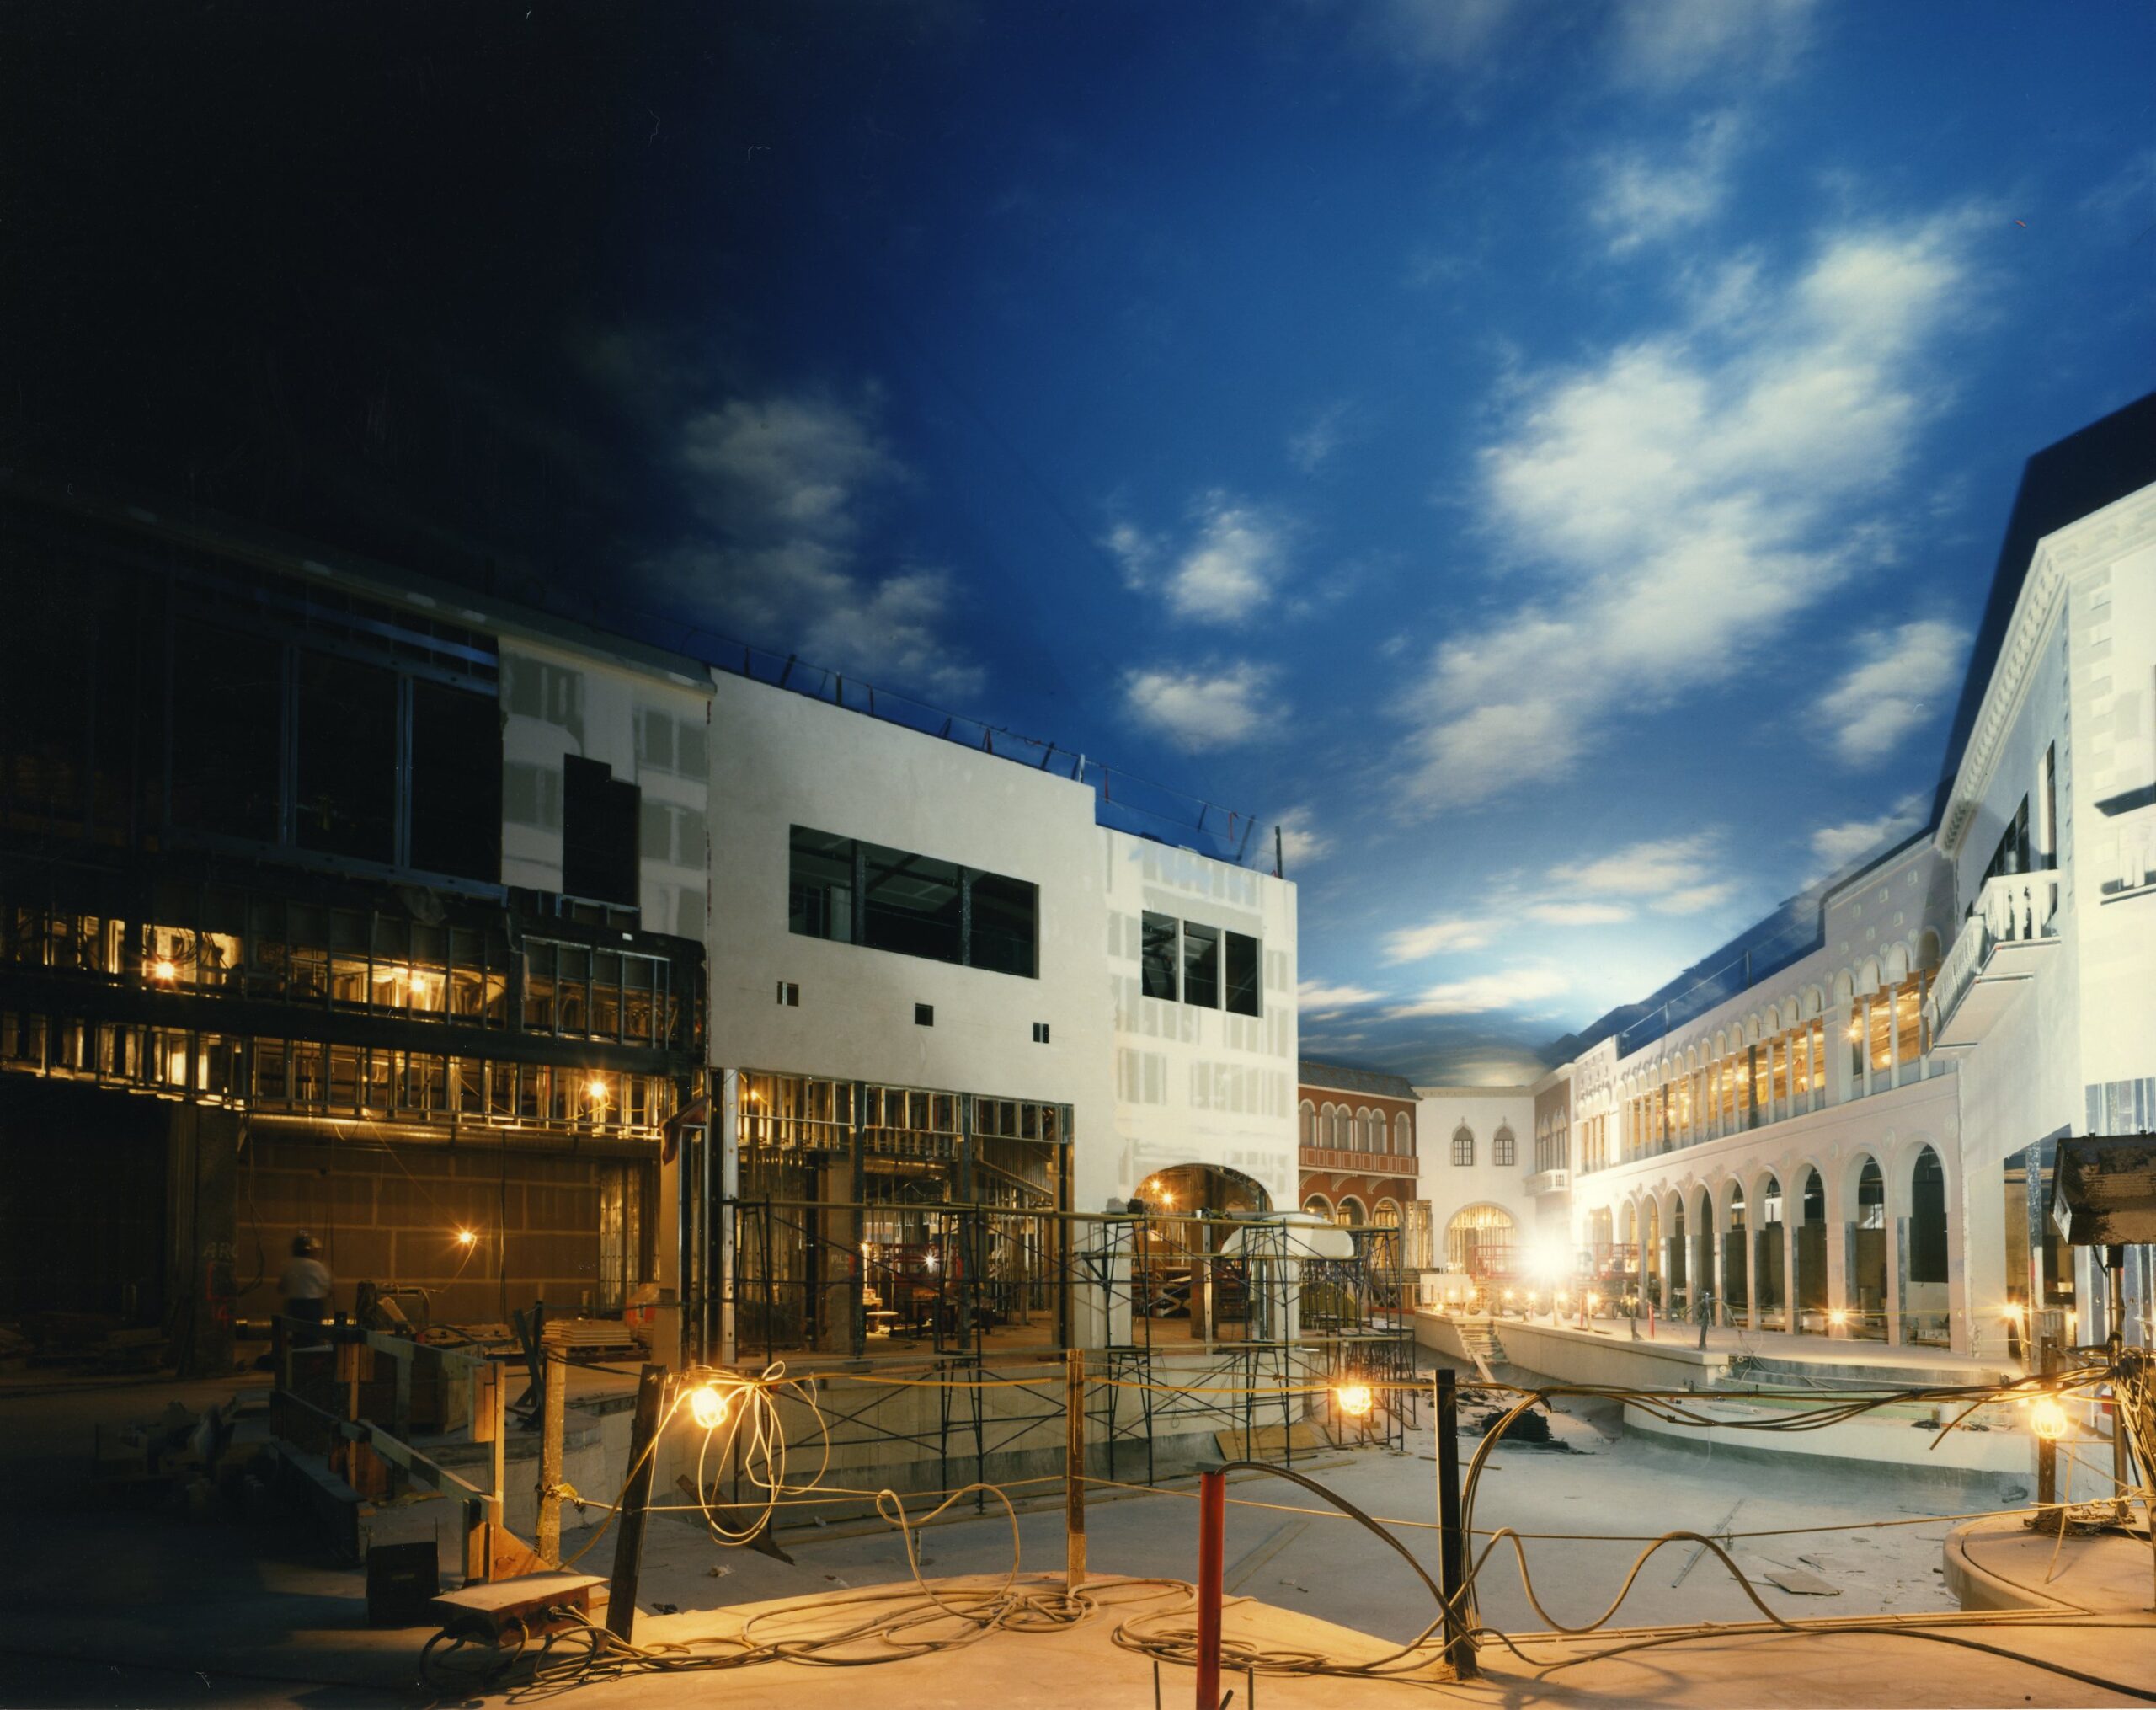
[606,1363,668,1643]
[537,1351,567,1567]
[488,1357,509,1569]
[1194,1469,1225,1710]
[2036,1333,2057,1515]
[1434,1367,1476,1679]
[1065,1347,1086,1592]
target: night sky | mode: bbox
[6,3,2153,1081]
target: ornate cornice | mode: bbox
[1941,483,2156,855]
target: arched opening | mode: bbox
[1444,1204,1516,1277]
[1134,1162,1272,1341]
[1756,1174,1785,1329]
[1298,1102,1315,1147]
[1905,1146,1949,1345]
[1302,1193,1333,1221]
[1794,1168,1827,1333]
[1850,1157,1887,1339]
[1372,1197,1401,1227]
[1722,1182,1748,1316]
[1337,1194,1369,1228]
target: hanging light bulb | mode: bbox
[455,1227,478,1249]
[2030,1397,2068,1440]
[152,959,178,982]
[586,1076,609,1104]
[1334,1383,1374,1419]
[688,1381,729,1430]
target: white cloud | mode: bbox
[1121,660,1280,751]
[1385,968,1568,1018]
[1406,207,1981,809]
[1651,880,1738,915]
[1524,900,1633,926]
[1811,792,1928,874]
[1274,806,1332,869]
[1289,402,1356,474]
[1609,0,1817,90]
[1109,493,1291,623]
[1552,835,1716,897]
[1383,915,1500,963]
[639,389,980,698]
[1593,110,1743,255]
[1298,980,1384,1016]
[1818,619,1966,764]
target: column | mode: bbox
[1744,1214,1761,1332]
[1783,1213,1801,1338]
[1827,1181,1853,1338]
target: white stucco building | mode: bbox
[697,664,1298,1359]
[1538,399,2156,1359]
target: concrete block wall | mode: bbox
[236,1134,646,1326]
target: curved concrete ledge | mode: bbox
[1945,1511,2156,1613]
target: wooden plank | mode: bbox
[606,1364,668,1643]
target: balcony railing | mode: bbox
[1928,872,2059,1049]
[1299,1146,1416,1174]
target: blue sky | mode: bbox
[636,1,2152,1081]
[11,2,2153,1082]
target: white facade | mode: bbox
[499,635,714,938]
[698,670,1299,1313]
[1555,472,2156,1356]
[1415,1085,1534,1272]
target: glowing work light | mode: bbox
[688,1381,731,1430]
[2030,1397,2068,1440]
[1334,1383,1374,1419]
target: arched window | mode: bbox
[1393,1113,1412,1155]
[1298,1101,1315,1147]
[1363,1109,1381,1150]
[1338,1194,1369,1227]
[1444,1203,1515,1271]
[1303,1193,1333,1221]
[1373,1197,1401,1226]
[1493,1124,1516,1168]
[1329,1105,1346,1148]
[1452,1125,1475,1167]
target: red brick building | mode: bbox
[1297,1058,1426,1262]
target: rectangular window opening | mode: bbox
[1140,911,1179,1001]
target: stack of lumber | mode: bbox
[540,1317,644,1357]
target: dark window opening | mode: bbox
[409,681,501,882]
[1141,911,1179,1001]
[970,872,1038,977]
[295,650,397,864]
[776,981,799,1007]
[862,842,963,965]
[1182,922,1219,1008]
[170,617,282,842]
[786,826,1036,978]
[1032,1021,1050,1044]
[1224,930,1261,1017]
[562,755,639,905]
[788,826,855,940]
[915,1002,934,1027]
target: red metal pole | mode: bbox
[1195,1468,1225,1708]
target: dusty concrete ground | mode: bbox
[0,1377,2087,1707]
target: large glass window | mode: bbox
[1868,992,1893,1077]
[1141,912,1179,1000]
[295,651,398,864]
[409,681,502,881]
[970,873,1038,977]
[787,826,1037,978]
[789,827,855,940]
[170,617,283,842]
[862,843,963,964]
[1224,930,1261,1016]
[1182,922,1219,1008]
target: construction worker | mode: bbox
[280,1233,333,1328]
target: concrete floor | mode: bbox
[3,1372,2142,1708]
